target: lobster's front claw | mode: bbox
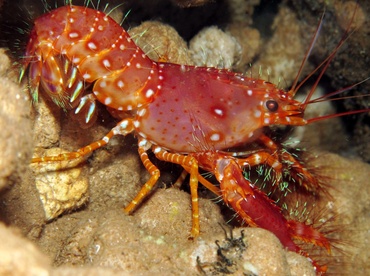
[216,158,300,251]
[214,157,330,273]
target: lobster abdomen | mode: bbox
[23,5,158,115]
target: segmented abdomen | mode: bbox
[23,5,158,125]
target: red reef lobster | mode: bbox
[21,4,369,274]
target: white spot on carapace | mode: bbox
[87,41,97,50]
[209,133,221,141]
[69,18,74,23]
[136,63,141,69]
[72,57,80,63]
[102,136,110,143]
[120,44,125,50]
[159,75,164,80]
[247,89,253,96]
[83,73,91,79]
[254,110,261,118]
[69,32,79,38]
[157,85,162,90]
[103,59,111,68]
[145,89,154,98]
[117,80,124,88]
[213,108,224,116]
[90,27,95,32]
[98,25,104,31]
[99,81,107,88]
[127,105,133,110]
[104,97,112,105]
[126,61,131,66]
[264,118,270,124]
[133,120,140,128]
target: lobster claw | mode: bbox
[214,156,330,273]
[216,157,300,251]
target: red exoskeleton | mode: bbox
[20,4,369,274]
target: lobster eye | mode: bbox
[266,100,278,112]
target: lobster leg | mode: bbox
[172,169,222,196]
[123,138,161,214]
[150,146,201,237]
[172,169,189,189]
[150,146,221,237]
[257,134,322,193]
[235,151,283,182]
[279,150,322,194]
[31,118,135,164]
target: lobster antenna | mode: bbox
[301,3,359,107]
[289,12,325,96]
[306,77,370,104]
[307,108,370,124]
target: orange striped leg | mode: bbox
[279,151,321,193]
[151,145,201,237]
[172,169,222,197]
[236,151,283,184]
[172,169,188,189]
[32,118,135,163]
[123,138,161,214]
[259,134,321,192]
[196,173,222,197]
[258,134,279,151]
[258,134,284,181]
